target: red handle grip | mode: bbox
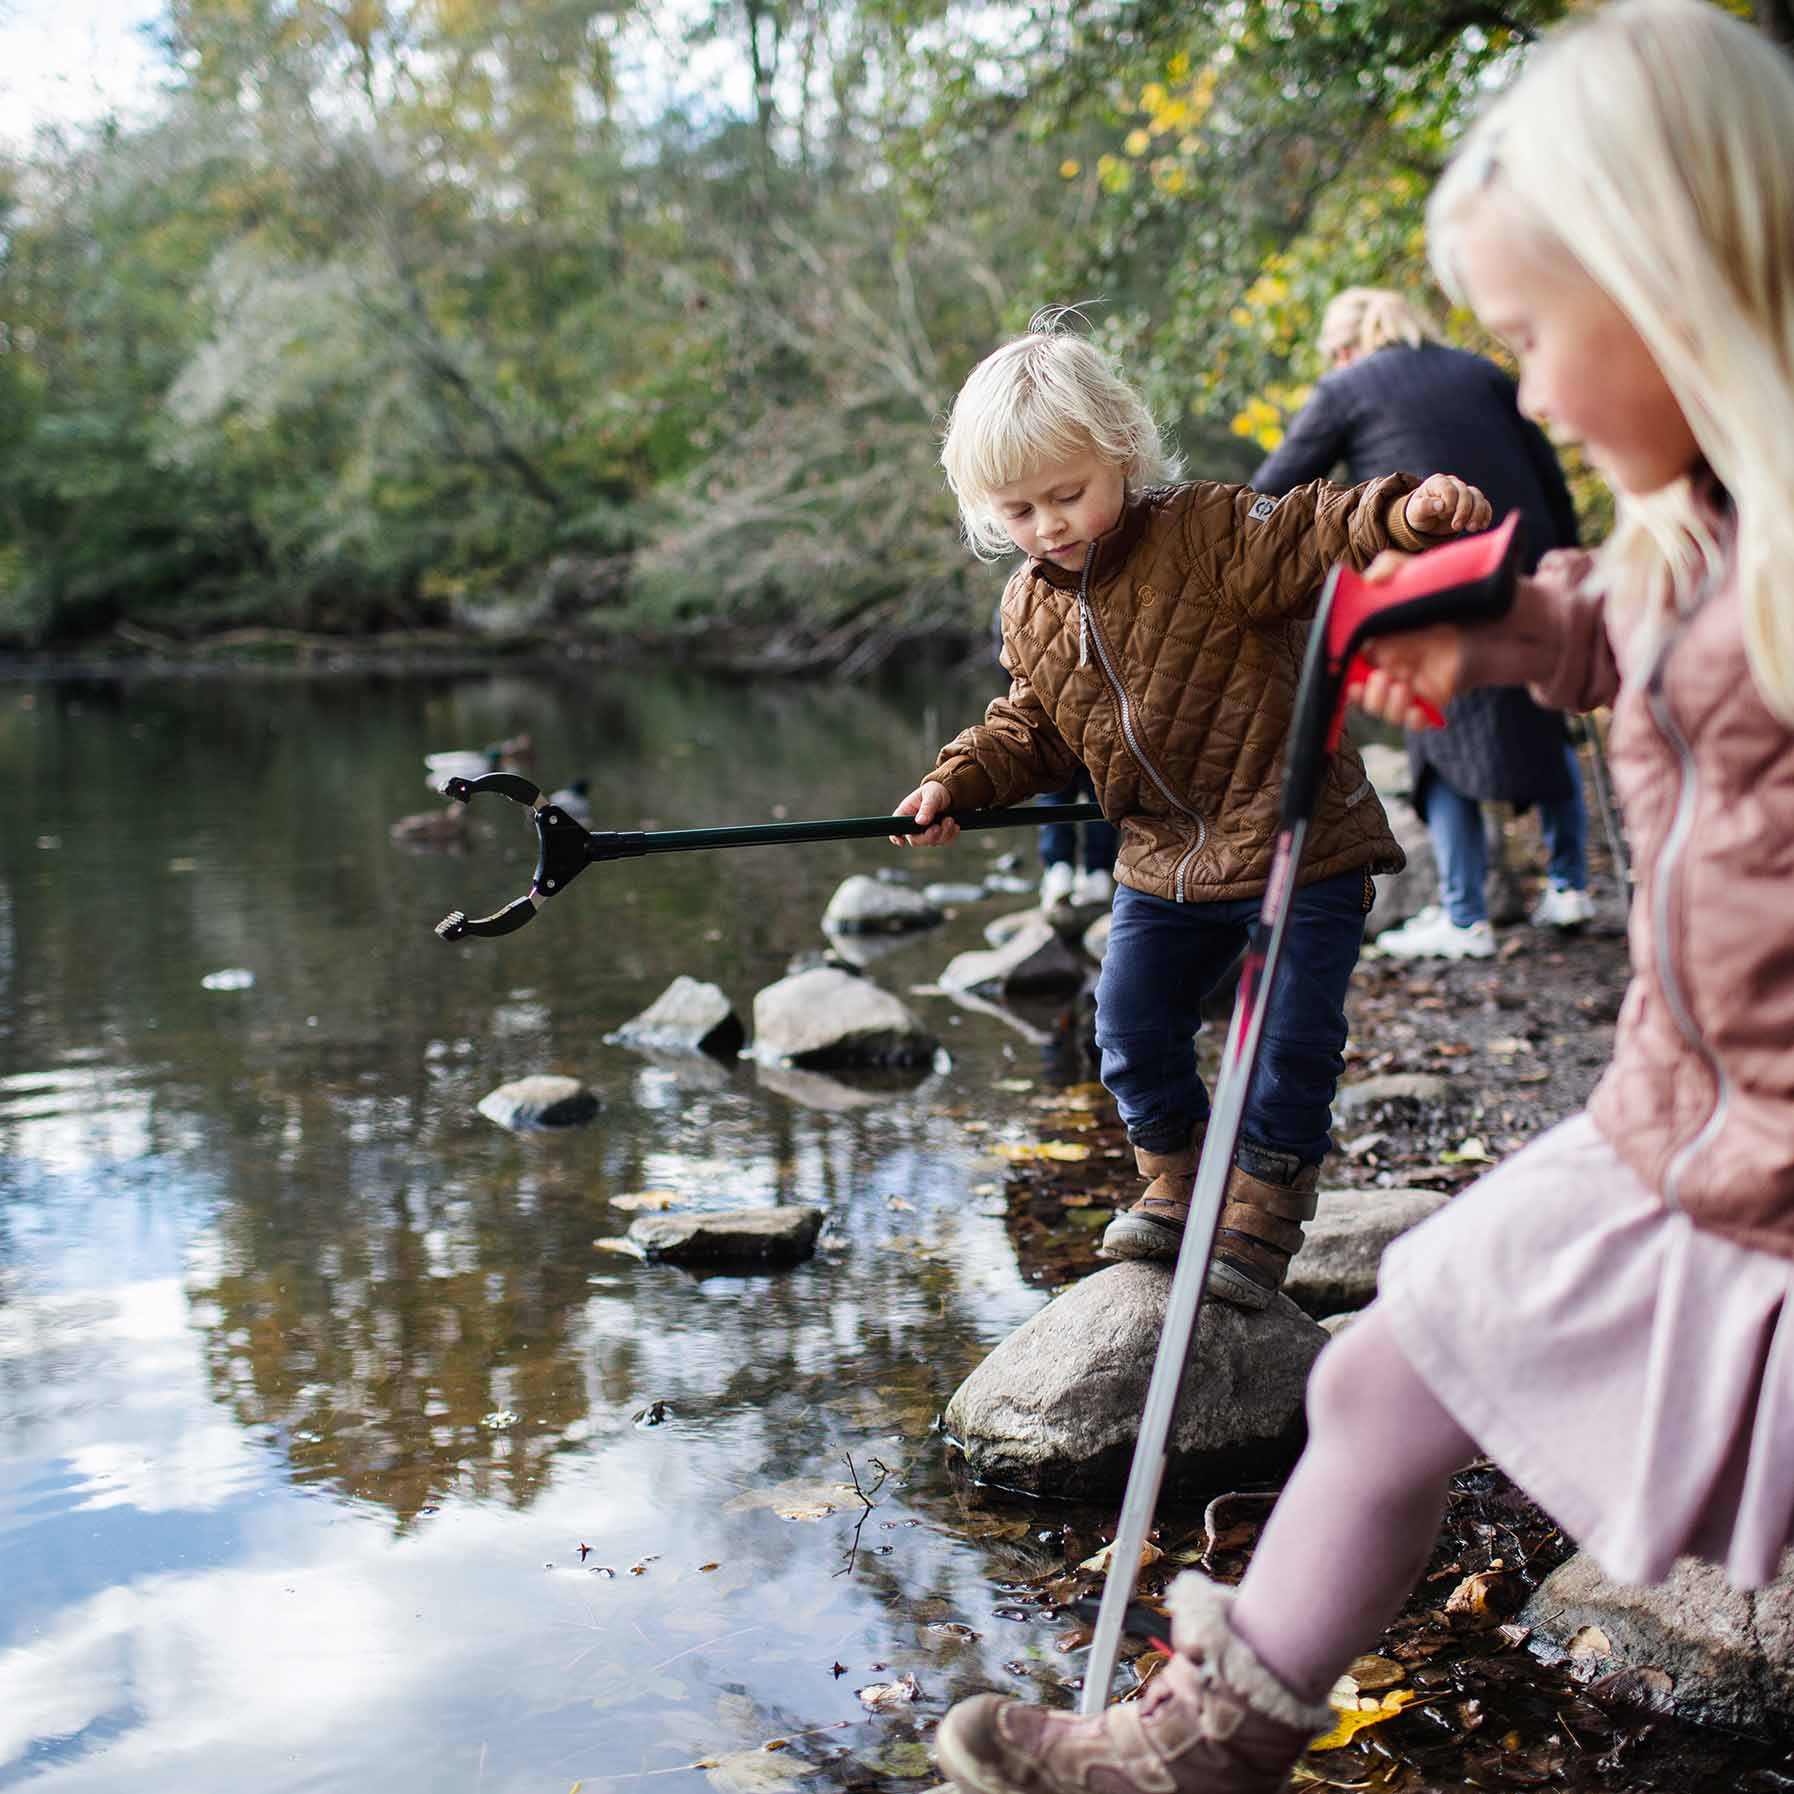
[1327,511,1524,735]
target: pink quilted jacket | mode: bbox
[1493,533,1794,1256]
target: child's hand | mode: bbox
[1403,473,1493,539]
[1344,550,1468,730]
[890,781,960,848]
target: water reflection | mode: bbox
[0,662,1111,1792]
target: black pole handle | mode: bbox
[431,777,1107,941]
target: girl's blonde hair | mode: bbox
[941,310,1180,559]
[1429,0,1794,724]
[1317,287,1442,360]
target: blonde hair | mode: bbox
[1317,287,1442,360]
[940,310,1180,559]
[1429,0,1794,724]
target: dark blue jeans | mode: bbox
[1037,767,1118,874]
[1094,871,1369,1167]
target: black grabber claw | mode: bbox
[434,772,596,942]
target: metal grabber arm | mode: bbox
[1078,511,1524,1715]
[431,776,1107,942]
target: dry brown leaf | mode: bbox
[857,1671,923,1710]
[610,1189,685,1211]
[1078,1538,1164,1575]
[1444,1570,1503,1619]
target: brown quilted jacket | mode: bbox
[924,475,1429,903]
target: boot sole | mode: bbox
[1099,1226,1279,1312]
[1097,1215,1183,1261]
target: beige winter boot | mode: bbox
[1206,1149,1320,1311]
[1098,1126,1206,1262]
[935,1574,1334,1794]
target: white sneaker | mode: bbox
[1373,905,1496,961]
[1071,868,1114,907]
[1530,882,1596,930]
[1038,861,1077,909]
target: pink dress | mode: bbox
[1376,526,1794,1591]
[1380,1112,1794,1587]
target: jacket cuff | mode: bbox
[1384,487,1433,554]
[925,756,999,811]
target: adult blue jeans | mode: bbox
[1094,869,1369,1168]
[1425,740,1589,927]
[1037,767,1118,873]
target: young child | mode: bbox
[895,318,1488,1309]
[934,5,1794,1793]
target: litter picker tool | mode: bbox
[430,788,1106,941]
[1078,511,1524,1716]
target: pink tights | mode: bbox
[1228,1304,1479,1703]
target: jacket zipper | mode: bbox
[1072,555,1209,901]
[1643,630,1731,1210]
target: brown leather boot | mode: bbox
[935,1574,1333,1794]
[1207,1147,1320,1311]
[1098,1126,1206,1262]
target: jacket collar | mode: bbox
[1027,492,1154,592]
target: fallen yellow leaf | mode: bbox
[1308,1688,1419,1751]
[996,1140,1093,1163]
[1078,1538,1164,1575]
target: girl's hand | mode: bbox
[890,781,960,848]
[1403,473,1493,539]
[1345,550,1468,730]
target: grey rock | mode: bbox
[476,1074,599,1131]
[750,966,937,1069]
[628,1206,825,1268]
[1283,1186,1451,1314]
[1333,1072,1455,1120]
[821,874,942,935]
[940,914,1088,998]
[1318,1312,1358,1339]
[606,975,744,1058]
[983,873,1036,896]
[944,1261,1326,1498]
[1366,795,1440,940]
[983,908,1035,949]
[816,930,908,970]
[922,882,991,907]
[1523,1550,1794,1732]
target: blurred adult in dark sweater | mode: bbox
[1252,287,1595,959]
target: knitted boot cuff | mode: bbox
[1163,1571,1337,1736]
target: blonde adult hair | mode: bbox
[940,310,1180,559]
[1429,0,1794,724]
[1317,287,1442,360]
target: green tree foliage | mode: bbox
[2,0,1774,655]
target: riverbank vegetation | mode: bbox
[4,0,1782,668]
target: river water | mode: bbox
[0,661,1111,1793]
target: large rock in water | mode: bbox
[939,913,1088,997]
[628,1206,825,1268]
[821,874,942,935]
[477,1075,599,1131]
[606,975,744,1058]
[750,965,937,1068]
[1282,1186,1451,1315]
[1523,1551,1794,1734]
[944,1262,1326,1498]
